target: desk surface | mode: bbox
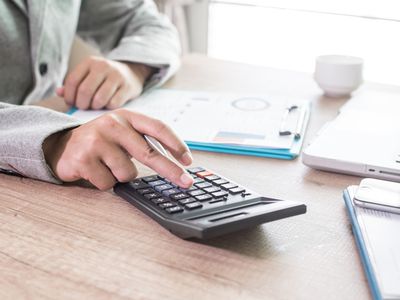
[2,54,397,300]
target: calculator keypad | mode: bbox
[127,167,252,215]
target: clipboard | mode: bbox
[343,185,400,300]
[68,89,311,160]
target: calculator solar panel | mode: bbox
[114,167,306,239]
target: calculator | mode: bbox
[114,167,306,239]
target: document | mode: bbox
[70,89,310,159]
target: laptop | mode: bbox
[302,90,400,181]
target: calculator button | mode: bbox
[163,180,178,187]
[170,193,189,201]
[178,198,196,205]
[179,186,197,192]
[212,191,229,198]
[221,183,238,190]
[144,192,161,200]
[159,202,175,209]
[185,202,203,210]
[137,188,154,195]
[152,197,168,205]
[187,167,205,174]
[188,189,205,197]
[204,175,220,182]
[242,192,252,197]
[142,175,160,183]
[193,178,205,184]
[129,180,149,190]
[155,184,174,192]
[229,187,245,194]
[148,180,166,187]
[196,170,214,178]
[213,179,229,186]
[165,206,184,214]
[195,194,213,202]
[203,186,221,193]
[162,188,181,197]
[195,182,212,189]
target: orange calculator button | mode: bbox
[196,170,213,178]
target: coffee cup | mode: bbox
[314,55,363,97]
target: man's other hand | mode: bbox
[57,57,155,110]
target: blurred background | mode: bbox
[157,0,400,85]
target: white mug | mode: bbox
[314,55,363,97]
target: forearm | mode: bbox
[0,103,81,183]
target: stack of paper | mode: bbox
[69,89,311,160]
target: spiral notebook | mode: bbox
[68,89,310,159]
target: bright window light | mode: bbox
[208,1,400,85]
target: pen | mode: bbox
[143,135,169,157]
[279,105,298,136]
[294,105,307,140]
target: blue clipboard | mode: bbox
[67,88,311,160]
[67,108,307,160]
[343,187,382,300]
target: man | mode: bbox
[0,0,194,190]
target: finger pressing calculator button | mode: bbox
[221,183,238,190]
[212,191,229,198]
[187,167,205,174]
[159,202,175,209]
[129,180,149,190]
[178,198,196,205]
[137,188,154,195]
[170,193,189,201]
[185,202,203,210]
[195,194,213,202]
[165,206,184,214]
[142,175,160,183]
[196,170,214,178]
[229,187,245,195]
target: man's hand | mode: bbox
[57,56,155,110]
[43,109,193,190]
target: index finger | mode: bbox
[118,110,193,166]
[106,113,194,188]
[64,60,90,106]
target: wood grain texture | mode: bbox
[3,54,396,299]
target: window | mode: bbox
[208,0,400,85]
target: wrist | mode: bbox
[42,130,72,176]
[125,62,157,85]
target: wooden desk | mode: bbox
[3,54,395,299]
